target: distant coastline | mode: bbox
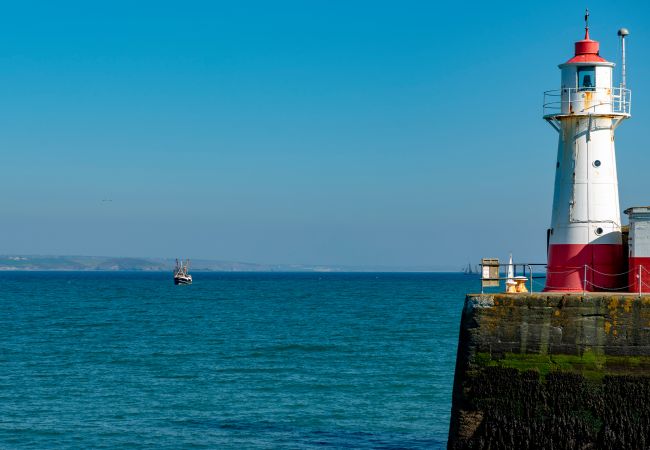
[0,255,456,273]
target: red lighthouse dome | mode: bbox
[566,28,607,64]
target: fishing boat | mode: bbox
[174,258,192,285]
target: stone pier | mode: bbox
[448,293,650,449]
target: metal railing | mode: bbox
[479,263,547,293]
[541,265,631,294]
[640,266,650,293]
[486,263,650,295]
[543,86,631,116]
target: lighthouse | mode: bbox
[543,13,632,291]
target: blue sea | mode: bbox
[0,272,472,449]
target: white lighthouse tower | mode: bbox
[543,13,631,291]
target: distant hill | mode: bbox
[0,255,455,272]
[0,255,168,271]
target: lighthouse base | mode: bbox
[544,243,626,292]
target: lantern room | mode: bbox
[557,29,616,116]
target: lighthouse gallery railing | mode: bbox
[543,86,631,116]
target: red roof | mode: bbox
[565,28,608,64]
[566,53,607,63]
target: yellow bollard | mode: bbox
[514,277,529,293]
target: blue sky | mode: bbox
[1,1,650,268]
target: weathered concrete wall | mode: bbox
[448,293,650,449]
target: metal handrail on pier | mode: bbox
[479,263,547,293]
[480,262,650,295]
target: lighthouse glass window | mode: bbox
[578,67,596,91]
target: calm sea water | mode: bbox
[0,272,474,449]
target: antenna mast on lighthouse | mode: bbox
[618,27,630,88]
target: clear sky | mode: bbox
[2,0,650,269]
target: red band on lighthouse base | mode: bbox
[545,243,625,292]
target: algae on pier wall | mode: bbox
[448,293,650,449]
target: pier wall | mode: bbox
[448,293,650,449]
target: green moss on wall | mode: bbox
[474,351,650,381]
